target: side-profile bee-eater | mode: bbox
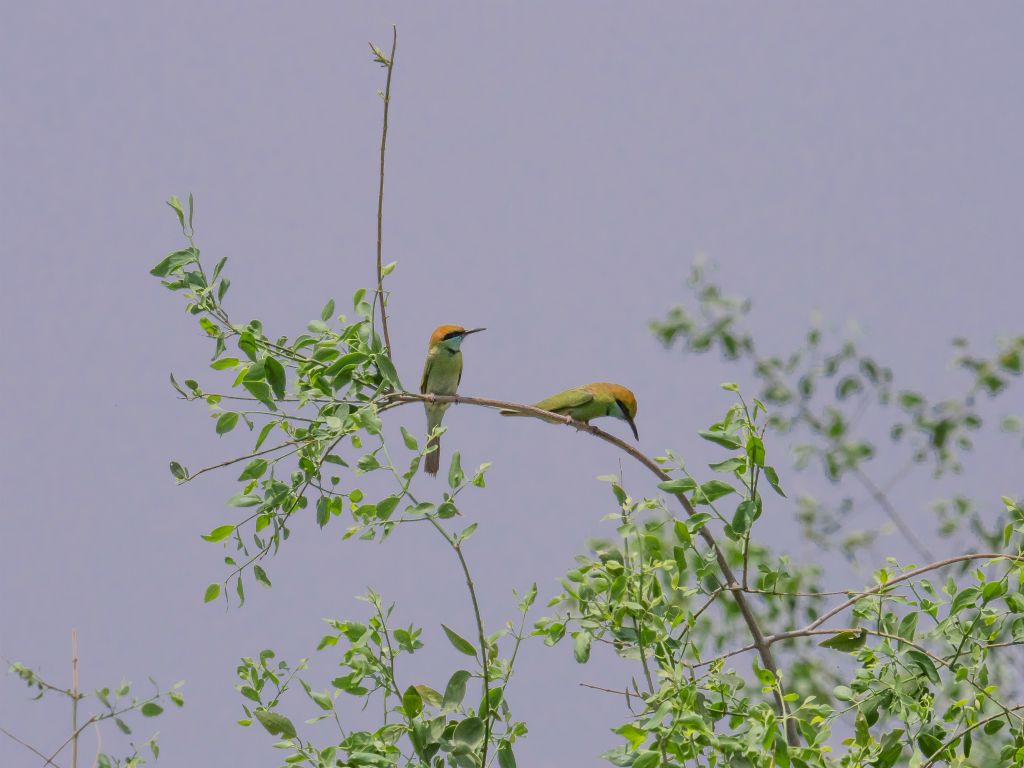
[501,382,639,440]
[420,325,486,476]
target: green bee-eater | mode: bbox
[420,325,486,476]
[501,382,639,440]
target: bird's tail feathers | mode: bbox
[424,434,441,475]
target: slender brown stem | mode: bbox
[70,629,78,768]
[182,440,303,483]
[851,466,935,562]
[424,516,491,766]
[374,26,397,361]
[806,552,1022,632]
[381,391,799,746]
[0,726,63,767]
[922,703,1024,768]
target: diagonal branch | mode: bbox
[0,726,63,767]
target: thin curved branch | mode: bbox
[805,552,1023,632]
[0,726,62,767]
[380,391,799,745]
[922,703,1024,768]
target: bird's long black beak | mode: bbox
[616,398,640,441]
[461,328,486,337]
[625,413,639,441]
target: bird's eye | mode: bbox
[442,331,463,341]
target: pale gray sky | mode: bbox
[2,3,1022,766]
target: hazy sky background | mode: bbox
[2,3,1022,766]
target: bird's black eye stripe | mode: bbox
[442,330,463,341]
[615,398,628,414]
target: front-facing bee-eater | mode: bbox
[501,382,639,440]
[420,325,486,476]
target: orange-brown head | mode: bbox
[586,382,639,440]
[428,325,486,350]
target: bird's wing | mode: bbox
[420,354,433,394]
[534,387,593,414]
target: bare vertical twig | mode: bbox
[71,629,79,768]
[374,26,397,362]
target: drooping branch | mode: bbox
[380,391,800,745]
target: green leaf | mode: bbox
[414,685,443,709]
[254,421,277,451]
[377,496,400,520]
[905,649,940,684]
[442,670,471,710]
[497,742,517,768]
[321,299,336,322]
[694,480,736,504]
[211,357,239,370]
[254,709,297,739]
[402,686,423,719]
[265,357,286,400]
[202,525,235,543]
[253,565,272,589]
[448,452,464,489]
[746,434,765,466]
[950,586,980,615]
[632,751,660,768]
[309,690,333,711]
[832,685,854,702]
[150,248,197,277]
[169,461,189,481]
[203,583,221,603]
[731,500,757,535]
[818,628,866,652]
[657,477,696,494]
[613,723,647,750]
[400,426,419,451]
[238,458,268,481]
[166,195,185,231]
[573,631,592,663]
[227,493,262,507]
[441,625,477,657]
[238,331,258,361]
[140,702,164,717]
[452,717,485,748]
[916,732,943,757]
[242,380,276,411]
[216,412,239,435]
[982,580,1007,604]
[709,457,745,473]
[698,429,741,449]
[376,354,402,389]
[763,465,785,497]
[686,513,712,533]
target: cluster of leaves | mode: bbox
[154,197,531,766]
[652,262,1024,559]
[539,394,1024,765]
[154,195,446,603]
[234,589,532,768]
[7,661,183,767]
